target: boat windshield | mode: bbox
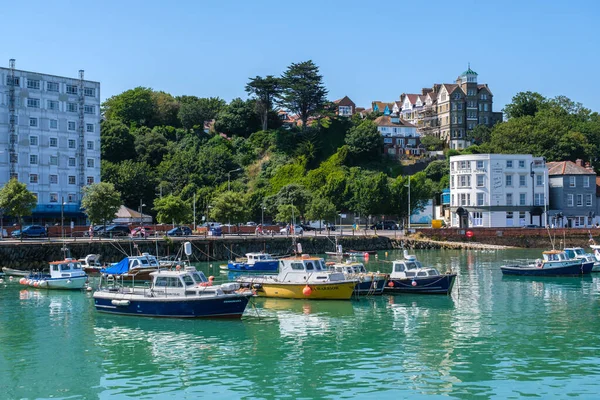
[182,275,195,286]
[60,262,81,271]
[564,249,575,258]
[405,261,423,270]
[192,272,207,283]
[574,248,586,255]
[357,265,367,273]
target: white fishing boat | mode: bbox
[564,247,600,272]
[326,260,387,295]
[18,259,88,290]
[2,267,29,277]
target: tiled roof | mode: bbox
[334,96,355,107]
[374,115,416,128]
[547,161,596,176]
[406,94,419,105]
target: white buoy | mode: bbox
[184,241,192,256]
[86,286,93,292]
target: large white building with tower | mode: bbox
[0,59,101,223]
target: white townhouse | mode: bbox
[449,154,548,228]
[0,60,101,223]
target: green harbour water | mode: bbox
[2,248,600,399]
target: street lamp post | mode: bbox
[139,199,146,227]
[261,203,266,227]
[227,168,242,191]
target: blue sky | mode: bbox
[3,0,599,113]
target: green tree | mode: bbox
[271,183,312,216]
[100,120,135,163]
[344,120,383,161]
[102,87,156,127]
[0,179,37,239]
[209,191,247,225]
[214,98,261,137]
[423,160,449,182]
[420,135,444,151]
[178,96,226,130]
[503,91,547,119]
[246,75,281,131]
[134,127,169,167]
[152,91,180,127]
[275,204,300,224]
[347,170,389,223]
[81,182,122,228]
[153,194,192,225]
[466,125,492,145]
[101,160,157,212]
[279,60,328,130]
[306,197,337,230]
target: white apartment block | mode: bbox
[449,154,548,228]
[0,60,100,222]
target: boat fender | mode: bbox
[111,299,130,307]
[199,282,212,287]
[388,281,394,287]
[411,280,417,287]
[536,259,543,268]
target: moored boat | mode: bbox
[237,255,358,300]
[2,267,29,277]
[18,259,88,290]
[100,253,161,281]
[79,254,103,276]
[384,250,456,295]
[327,260,387,295]
[225,252,279,272]
[501,250,593,276]
[93,266,252,318]
[563,247,600,272]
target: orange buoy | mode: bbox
[411,280,417,287]
[19,278,26,285]
[33,281,39,287]
[302,285,312,296]
[388,281,394,287]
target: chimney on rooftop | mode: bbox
[576,159,583,167]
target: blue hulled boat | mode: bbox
[93,267,253,318]
[384,251,456,295]
[327,260,387,295]
[501,250,594,276]
[224,252,279,272]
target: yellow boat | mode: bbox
[237,255,358,300]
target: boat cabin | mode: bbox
[49,259,86,278]
[129,253,160,269]
[563,247,589,259]
[542,250,570,262]
[150,268,238,296]
[390,252,441,279]
[329,261,367,275]
[246,253,274,265]
[279,255,346,282]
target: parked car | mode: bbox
[246,221,257,226]
[300,224,317,231]
[11,225,47,238]
[201,222,222,237]
[370,220,399,230]
[98,225,131,237]
[280,225,304,235]
[167,226,192,236]
[131,226,154,238]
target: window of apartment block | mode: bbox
[481,94,488,100]
[87,176,94,185]
[476,160,484,169]
[506,193,513,205]
[505,175,512,187]
[7,76,20,86]
[29,136,38,146]
[453,93,460,100]
[477,193,484,206]
[49,193,58,203]
[50,155,58,166]
[49,137,58,147]
[49,119,58,129]
[68,121,76,131]
[47,100,59,111]
[9,115,18,125]
[519,175,526,187]
[87,141,94,150]
[68,176,76,185]
[68,193,76,203]
[484,104,489,111]
[457,103,463,110]
[87,158,95,168]
[536,175,543,186]
[86,123,94,133]
[66,85,78,95]
[458,160,469,169]
[506,211,514,227]
[584,176,590,188]
[484,116,489,124]
[49,174,58,184]
[84,87,95,97]
[68,139,76,149]
[29,174,38,184]
[84,105,95,114]
[519,193,526,205]
[519,212,526,226]
[506,160,513,168]
[472,211,483,226]
[29,154,38,164]
[47,82,59,92]
[68,157,76,167]
[567,194,574,207]
[476,175,485,187]
[587,194,593,206]
[569,176,576,187]
[27,79,40,90]
[534,193,543,206]
[577,194,583,206]
[518,160,525,168]
[27,98,40,108]
[457,175,471,188]
[459,193,469,206]
[10,154,17,163]
[458,116,463,123]
[29,117,38,127]
[67,102,78,112]
[384,138,392,144]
